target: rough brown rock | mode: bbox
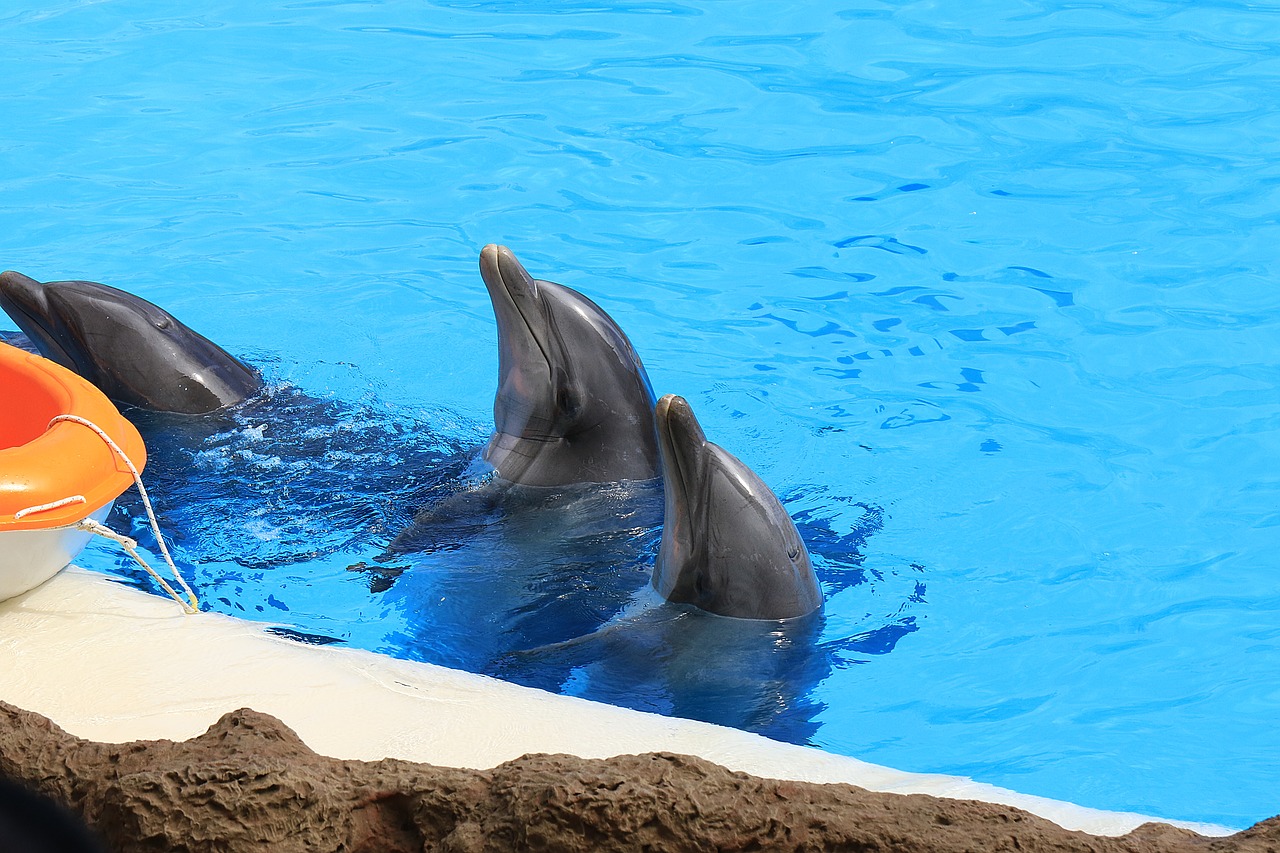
[0,700,1275,853]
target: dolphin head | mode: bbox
[653,394,822,620]
[479,244,660,486]
[0,271,261,414]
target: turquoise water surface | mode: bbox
[2,0,1278,830]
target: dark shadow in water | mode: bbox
[493,601,831,744]
[382,484,921,746]
[376,480,666,670]
[105,374,470,573]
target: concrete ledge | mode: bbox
[0,566,1234,837]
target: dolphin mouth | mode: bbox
[655,393,709,603]
[480,244,550,365]
[656,394,704,513]
[0,271,74,366]
[480,244,539,298]
[480,244,540,318]
[481,244,574,442]
[0,271,46,330]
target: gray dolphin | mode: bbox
[653,394,822,619]
[0,271,261,414]
[479,244,660,486]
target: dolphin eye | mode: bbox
[788,545,801,560]
[154,316,173,331]
[555,382,580,419]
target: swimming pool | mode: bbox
[2,0,1277,830]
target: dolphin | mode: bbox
[478,244,660,487]
[653,394,822,620]
[0,271,261,414]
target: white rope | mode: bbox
[13,494,87,520]
[75,518,198,615]
[48,414,199,614]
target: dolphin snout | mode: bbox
[0,270,44,301]
[656,394,707,450]
[480,244,547,362]
[655,394,709,507]
[0,270,48,323]
[479,243,502,278]
[480,245,539,301]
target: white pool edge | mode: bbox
[0,566,1237,838]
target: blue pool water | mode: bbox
[2,0,1278,830]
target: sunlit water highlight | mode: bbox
[1,0,1278,830]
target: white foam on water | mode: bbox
[0,567,1236,838]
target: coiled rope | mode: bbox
[17,415,200,614]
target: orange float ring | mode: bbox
[0,341,146,532]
